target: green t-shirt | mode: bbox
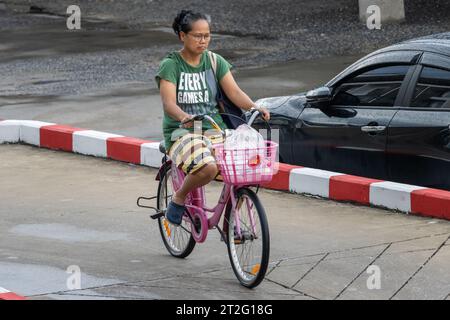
[155,50,231,151]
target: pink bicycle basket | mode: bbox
[213,140,278,185]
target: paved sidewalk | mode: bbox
[1,144,449,300]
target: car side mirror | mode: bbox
[306,86,332,108]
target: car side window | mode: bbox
[332,65,409,107]
[411,66,450,109]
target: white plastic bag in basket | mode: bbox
[223,124,265,183]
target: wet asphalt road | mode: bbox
[0,54,360,141]
[0,8,361,142]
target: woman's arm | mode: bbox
[219,71,270,121]
[159,79,193,128]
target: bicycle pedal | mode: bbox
[150,212,165,220]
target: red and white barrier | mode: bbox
[289,168,345,198]
[1,119,449,220]
[73,130,123,158]
[20,120,55,146]
[0,120,22,144]
[0,287,26,300]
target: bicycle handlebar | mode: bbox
[247,108,261,127]
[179,108,270,140]
[181,108,263,126]
[180,114,206,125]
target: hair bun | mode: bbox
[173,10,192,34]
[172,10,210,38]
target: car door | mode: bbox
[254,95,306,164]
[387,53,450,190]
[293,64,413,179]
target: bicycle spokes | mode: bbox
[157,167,196,258]
[227,189,269,288]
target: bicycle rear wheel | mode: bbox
[225,187,270,288]
[157,165,196,258]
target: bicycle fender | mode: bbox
[155,160,172,181]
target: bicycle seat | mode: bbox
[159,140,166,154]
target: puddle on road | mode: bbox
[233,54,362,98]
[0,9,364,140]
[10,223,129,243]
[0,15,241,63]
[0,261,121,297]
[0,8,364,99]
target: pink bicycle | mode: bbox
[138,110,278,288]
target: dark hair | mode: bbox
[172,10,210,38]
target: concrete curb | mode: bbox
[1,119,449,220]
[0,287,26,300]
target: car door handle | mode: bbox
[361,125,386,133]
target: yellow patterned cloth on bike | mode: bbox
[168,132,223,175]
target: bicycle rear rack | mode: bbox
[136,195,165,220]
[137,194,193,234]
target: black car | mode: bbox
[254,33,450,191]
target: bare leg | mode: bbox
[172,163,218,205]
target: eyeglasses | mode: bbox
[187,33,211,41]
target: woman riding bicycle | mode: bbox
[155,10,270,225]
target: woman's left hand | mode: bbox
[256,106,270,121]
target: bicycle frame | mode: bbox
[168,160,255,244]
[143,110,273,288]
[159,110,266,244]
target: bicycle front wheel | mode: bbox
[225,187,270,288]
[157,165,196,258]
